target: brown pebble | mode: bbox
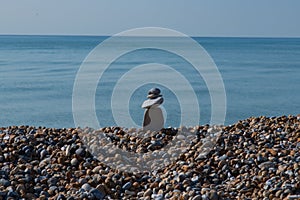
[132,182,139,188]
[143,188,152,197]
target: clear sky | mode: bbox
[1,0,300,37]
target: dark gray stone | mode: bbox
[0,178,10,187]
[90,188,105,199]
[122,182,132,190]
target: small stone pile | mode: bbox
[0,115,299,200]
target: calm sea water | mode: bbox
[0,35,299,128]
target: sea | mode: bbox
[0,35,299,128]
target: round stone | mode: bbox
[81,183,92,192]
[71,158,79,166]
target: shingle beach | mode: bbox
[0,115,299,199]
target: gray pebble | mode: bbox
[75,148,85,157]
[71,158,79,166]
[40,149,49,159]
[48,177,58,186]
[81,183,92,192]
[90,188,105,199]
[0,178,10,187]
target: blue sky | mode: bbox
[1,0,299,37]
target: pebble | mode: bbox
[75,148,85,157]
[125,190,136,196]
[90,188,105,199]
[192,194,202,200]
[56,194,66,200]
[122,182,132,190]
[81,183,92,191]
[209,190,219,200]
[70,158,79,166]
[143,188,153,197]
[0,178,10,187]
[40,149,49,159]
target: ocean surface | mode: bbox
[0,35,299,128]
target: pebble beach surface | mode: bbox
[0,115,299,200]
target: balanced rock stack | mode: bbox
[142,87,164,132]
[0,115,299,199]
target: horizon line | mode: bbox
[0,33,300,39]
